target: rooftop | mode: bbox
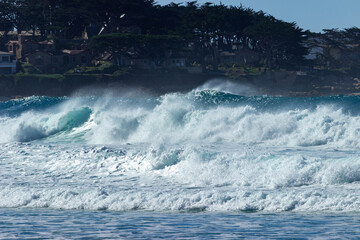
[38,40,55,45]
[62,49,86,55]
[0,51,12,55]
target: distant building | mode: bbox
[218,51,236,64]
[16,39,56,60]
[163,57,186,68]
[0,30,41,42]
[303,35,360,68]
[0,31,18,41]
[218,48,260,65]
[0,51,17,74]
[129,58,156,69]
[25,51,57,73]
[25,49,90,73]
[95,50,187,70]
[3,31,50,60]
[61,49,90,67]
[6,40,19,55]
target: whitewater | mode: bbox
[1,81,360,238]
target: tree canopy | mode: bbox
[0,0,309,69]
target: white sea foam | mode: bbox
[1,93,360,212]
[0,142,359,212]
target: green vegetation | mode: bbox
[2,0,360,79]
[17,62,43,74]
[90,34,185,63]
[0,0,308,71]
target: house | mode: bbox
[1,29,95,73]
[4,32,51,61]
[303,35,360,67]
[218,51,236,64]
[6,40,19,55]
[0,31,18,41]
[218,49,260,65]
[0,31,41,42]
[25,49,90,73]
[61,49,91,67]
[25,51,58,73]
[313,44,360,67]
[14,39,56,60]
[163,58,186,68]
[17,31,42,42]
[130,58,156,69]
[0,51,17,74]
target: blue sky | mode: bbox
[155,0,360,32]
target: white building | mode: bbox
[0,51,17,74]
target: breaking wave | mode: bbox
[1,84,360,212]
[2,90,360,148]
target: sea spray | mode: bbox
[195,79,260,96]
[1,89,360,212]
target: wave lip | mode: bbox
[195,79,260,96]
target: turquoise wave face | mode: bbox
[2,93,360,146]
[57,107,92,131]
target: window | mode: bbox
[1,56,10,62]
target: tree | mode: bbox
[89,33,185,65]
[0,0,16,31]
[245,13,307,68]
[0,0,17,50]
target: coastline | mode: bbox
[0,69,359,99]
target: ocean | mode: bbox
[1,81,360,239]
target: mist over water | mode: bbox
[195,79,260,96]
[1,81,360,212]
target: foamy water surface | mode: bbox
[1,82,360,238]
